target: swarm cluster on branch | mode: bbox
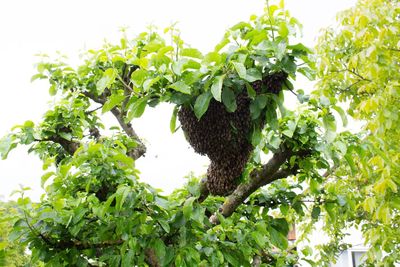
[178,71,288,196]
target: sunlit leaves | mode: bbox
[97,68,117,94]
[169,81,191,95]
[126,97,148,121]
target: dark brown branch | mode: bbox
[346,68,372,82]
[55,239,124,250]
[35,136,80,155]
[85,105,103,114]
[209,149,293,224]
[50,136,80,155]
[145,249,160,267]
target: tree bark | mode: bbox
[210,148,293,224]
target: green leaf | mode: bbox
[41,172,55,188]
[245,83,256,99]
[158,220,170,233]
[169,81,191,95]
[121,250,135,267]
[281,56,297,74]
[181,48,203,59]
[252,231,266,247]
[255,95,268,109]
[97,68,117,94]
[153,239,166,263]
[325,203,336,220]
[183,197,196,220]
[211,75,225,102]
[282,119,297,138]
[49,84,57,96]
[230,21,251,31]
[130,69,148,87]
[323,114,337,132]
[268,226,288,249]
[232,62,247,79]
[265,107,278,130]
[214,38,229,52]
[203,52,222,65]
[251,127,262,146]
[0,135,17,160]
[274,40,287,61]
[31,73,47,82]
[116,186,130,210]
[311,206,321,220]
[332,105,348,127]
[143,76,161,91]
[278,22,289,38]
[250,102,261,120]
[102,93,126,113]
[221,88,237,112]
[245,68,262,82]
[126,97,148,121]
[170,106,179,133]
[223,252,239,266]
[194,91,212,119]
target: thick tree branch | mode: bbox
[209,149,293,224]
[36,137,80,155]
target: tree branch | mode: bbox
[35,136,80,155]
[210,149,293,224]
[81,90,146,160]
[55,239,124,250]
[110,108,146,160]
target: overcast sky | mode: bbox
[0,0,356,201]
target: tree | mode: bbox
[315,0,400,265]
[0,0,398,266]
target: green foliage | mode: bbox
[1,0,399,266]
[0,201,41,266]
[315,0,400,265]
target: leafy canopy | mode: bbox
[0,0,399,266]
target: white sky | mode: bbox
[0,0,356,201]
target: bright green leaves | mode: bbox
[194,91,212,119]
[183,196,196,220]
[130,69,148,88]
[169,81,191,95]
[232,62,247,79]
[268,222,289,250]
[102,92,126,113]
[126,97,148,121]
[0,134,17,160]
[115,185,130,210]
[0,2,335,266]
[274,40,287,61]
[180,48,203,59]
[97,68,117,94]
[232,62,262,83]
[282,118,298,138]
[211,75,225,101]
[244,68,262,83]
